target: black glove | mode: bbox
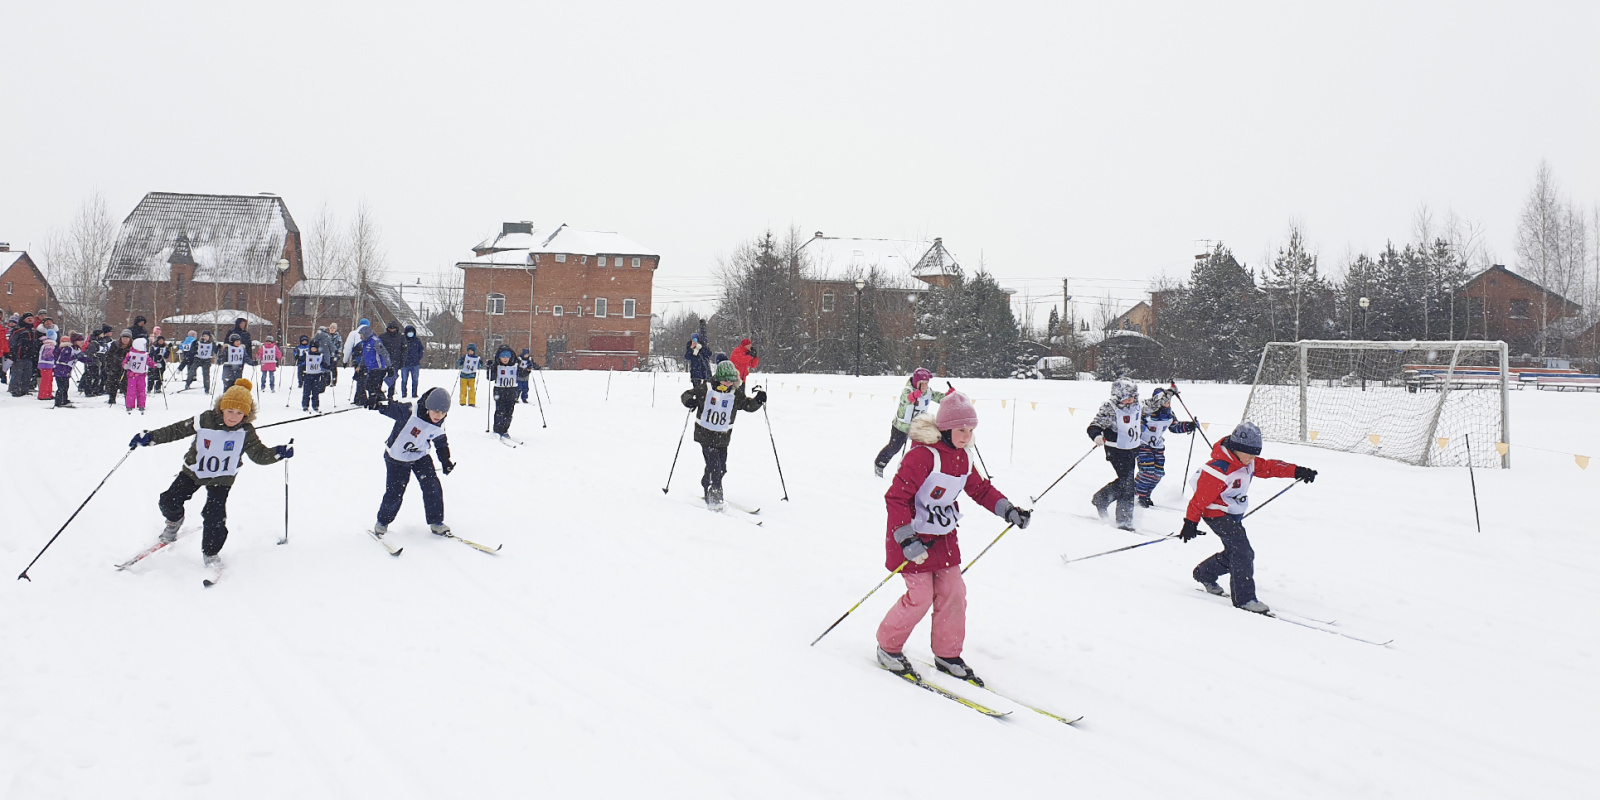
[748,345,758,358]
[1294,466,1318,483]
[1179,519,1204,542]
[441,460,455,475]
[129,432,153,448]
[996,498,1031,529]
[754,390,767,405]
[274,445,295,460]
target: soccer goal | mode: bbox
[1242,340,1511,468]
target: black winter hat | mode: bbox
[386,321,399,331]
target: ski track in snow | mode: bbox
[2,370,1597,799]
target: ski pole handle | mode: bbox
[810,561,908,647]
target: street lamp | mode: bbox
[277,258,290,343]
[854,279,866,377]
[1358,296,1370,391]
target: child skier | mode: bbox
[128,378,293,574]
[875,391,1031,686]
[148,335,170,395]
[122,338,154,413]
[1179,421,1317,613]
[187,332,214,393]
[457,344,480,406]
[371,386,456,539]
[36,336,56,402]
[104,329,133,407]
[679,360,766,509]
[516,348,536,403]
[1086,378,1143,531]
[300,340,329,412]
[874,368,946,477]
[293,335,311,387]
[259,336,281,392]
[1133,387,1198,507]
[489,345,520,437]
[52,338,82,407]
[221,332,250,388]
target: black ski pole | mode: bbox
[1169,382,1213,448]
[762,400,789,501]
[1465,434,1481,532]
[1030,442,1102,503]
[537,368,551,404]
[811,561,909,646]
[254,405,360,430]
[662,409,692,494]
[1063,479,1304,565]
[277,438,294,545]
[530,369,546,428]
[18,446,137,581]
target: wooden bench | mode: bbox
[1534,376,1600,392]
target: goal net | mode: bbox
[1242,340,1511,468]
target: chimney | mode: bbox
[0,242,9,252]
[503,221,534,236]
[814,231,823,240]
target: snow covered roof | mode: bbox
[798,236,939,279]
[471,222,657,259]
[1080,328,1158,347]
[107,192,298,285]
[287,278,433,337]
[162,309,273,326]
[0,251,26,273]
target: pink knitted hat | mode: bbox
[936,391,979,430]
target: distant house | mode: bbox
[457,221,658,369]
[285,279,432,344]
[105,192,304,336]
[792,233,964,370]
[0,243,58,321]
[1458,264,1583,355]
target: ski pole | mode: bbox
[254,405,360,430]
[530,369,546,428]
[810,561,909,646]
[961,523,1015,575]
[1169,382,1213,448]
[277,438,294,545]
[1030,442,1102,503]
[18,446,136,581]
[1062,479,1304,565]
[761,399,789,501]
[537,368,551,404]
[1465,434,1481,532]
[662,409,692,494]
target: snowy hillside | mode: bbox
[2,370,1597,799]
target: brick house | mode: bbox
[1458,264,1583,354]
[284,279,432,344]
[0,244,58,321]
[792,233,962,368]
[457,221,658,369]
[104,192,304,337]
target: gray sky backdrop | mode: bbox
[4,1,1597,323]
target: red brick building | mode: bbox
[104,192,304,336]
[457,222,658,369]
[1458,264,1582,355]
[792,233,962,368]
[0,244,58,321]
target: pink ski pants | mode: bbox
[876,565,968,659]
[125,374,147,409]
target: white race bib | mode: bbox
[494,364,517,388]
[1201,461,1255,515]
[1141,415,1174,449]
[125,354,149,375]
[192,416,246,479]
[387,413,442,462]
[696,387,736,432]
[1111,409,1141,450]
[226,345,245,366]
[196,343,214,359]
[262,348,278,366]
[462,355,481,373]
[911,446,969,536]
[304,353,323,374]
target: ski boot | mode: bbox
[705,486,725,510]
[876,647,917,679]
[1199,580,1225,596]
[203,554,223,569]
[934,656,985,688]
[1136,495,1154,508]
[160,516,184,543]
[874,464,884,478]
[1092,498,1110,521]
[372,522,388,536]
[430,523,452,537]
[1237,599,1271,614]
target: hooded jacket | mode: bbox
[730,338,759,381]
[883,415,1008,573]
[684,335,712,381]
[379,324,405,367]
[402,326,425,367]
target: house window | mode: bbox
[822,291,835,312]
[553,305,563,317]
[595,298,607,318]
[1508,299,1531,319]
[290,298,308,316]
[631,257,641,268]
[555,253,566,263]
[623,298,635,319]
[598,256,607,267]
[487,293,506,315]
[5,282,11,294]
[488,334,503,352]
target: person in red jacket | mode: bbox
[1179,421,1317,614]
[875,391,1031,687]
[729,338,759,381]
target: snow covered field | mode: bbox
[2,369,1596,799]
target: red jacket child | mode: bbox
[730,338,759,382]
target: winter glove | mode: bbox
[747,345,758,358]
[754,390,767,405]
[274,445,295,460]
[908,390,922,405]
[129,432,153,448]
[441,459,456,475]
[995,498,1031,529]
[1165,386,1180,398]
[893,524,929,565]
[1178,519,1204,542]
[1294,466,1318,483]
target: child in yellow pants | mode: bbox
[456,344,481,406]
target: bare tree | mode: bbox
[301,203,348,331]
[1516,161,1573,355]
[40,192,118,334]
[346,201,387,328]
[423,268,464,343]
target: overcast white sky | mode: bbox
[4,1,1596,323]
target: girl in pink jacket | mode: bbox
[875,391,1031,687]
[122,338,154,413]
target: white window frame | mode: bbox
[631,257,641,268]
[487,293,506,315]
[555,253,566,263]
[553,305,563,317]
[623,298,636,319]
[822,291,835,313]
[595,298,607,318]
[598,256,607,267]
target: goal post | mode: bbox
[1242,340,1511,468]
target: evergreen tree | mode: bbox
[1158,243,1269,381]
[714,230,805,371]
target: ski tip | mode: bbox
[390,548,404,556]
[203,579,217,587]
